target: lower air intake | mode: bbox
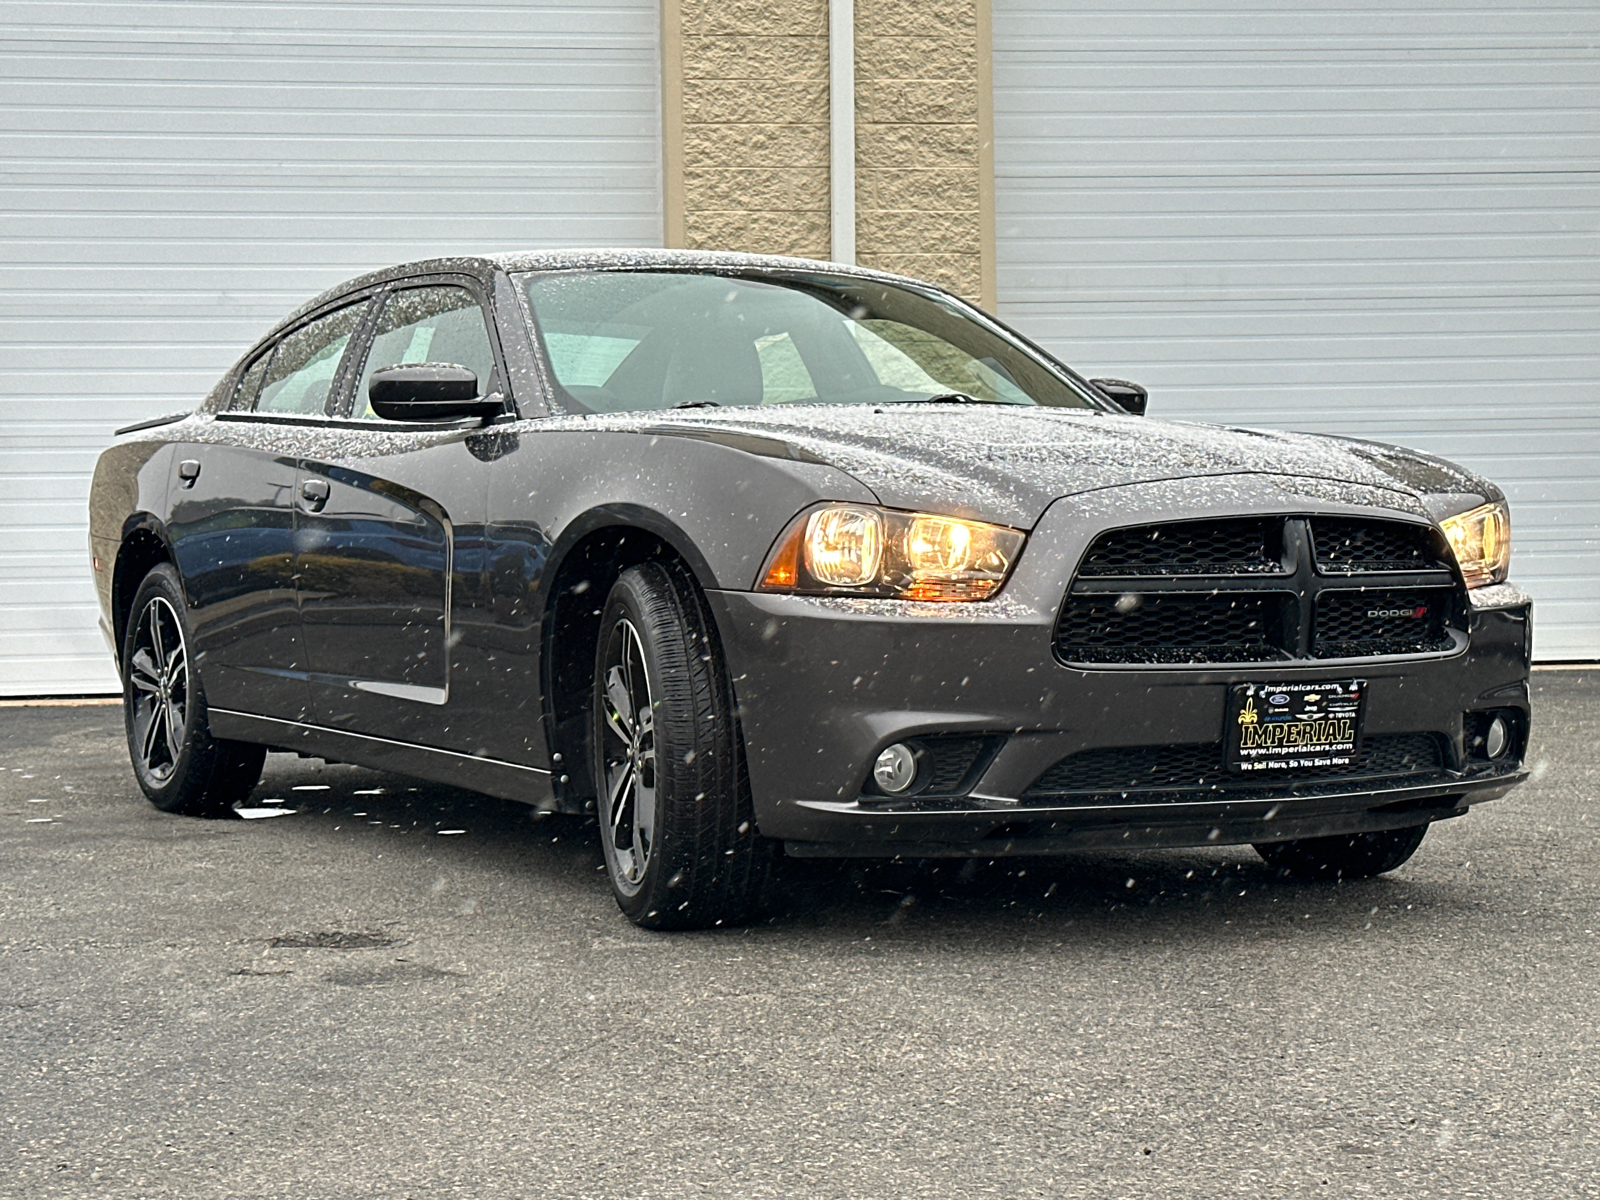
[1024,733,1447,801]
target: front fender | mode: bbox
[489,423,878,592]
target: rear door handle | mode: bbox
[299,478,330,510]
[177,459,201,488]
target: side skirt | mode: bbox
[208,708,569,812]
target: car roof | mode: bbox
[272,248,944,339]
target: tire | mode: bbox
[1253,824,1429,881]
[122,563,267,816]
[591,560,773,929]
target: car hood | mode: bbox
[635,405,1499,528]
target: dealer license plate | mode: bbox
[1225,680,1366,775]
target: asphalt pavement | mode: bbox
[2,670,1596,1200]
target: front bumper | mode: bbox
[707,487,1532,857]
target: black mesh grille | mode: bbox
[1313,589,1454,658]
[1079,519,1280,576]
[1059,515,1463,665]
[1055,592,1290,665]
[1311,519,1447,573]
[919,737,992,796]
[1024,732,1446,800]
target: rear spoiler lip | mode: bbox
[114,411,192,437]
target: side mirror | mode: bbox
[368,363,502,422]
[1089,377,1148,416]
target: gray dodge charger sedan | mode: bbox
[89,250,1531,928]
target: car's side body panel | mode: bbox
[188,420,872,800]
[294,436,492,748]
[467,424,877,769]
[167,435,305,720]
[489,423,875,589]
[204,705,558,808]
[89,438,175,659]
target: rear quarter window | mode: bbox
[230,352,270,411]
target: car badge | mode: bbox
[1366,605,1428,619]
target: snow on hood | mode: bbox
[563,404,1495,528]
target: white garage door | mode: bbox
[0,1,662,695]
[993,0,1599,659]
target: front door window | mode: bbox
[353,286,496,418]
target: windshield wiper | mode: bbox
[904,392,1007,406]
[673,400,721,409]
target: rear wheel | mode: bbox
[1253,824,1429,881]
[122,563,266,816]
[592,561,772,929]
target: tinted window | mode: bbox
[256,302,367,415]
[518,270,1097,414]
[354,285,495,419]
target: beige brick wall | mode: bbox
[662,0,993,302]
[670,0,831,259]
[856,1,988,301]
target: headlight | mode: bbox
[1439,501,1510,587]
[759,504,1027,601]
[805,505,883,586]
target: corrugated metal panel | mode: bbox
[992,0,1600,659]
[0,0,663,695]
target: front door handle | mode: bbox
[299,478,330,510]
[177,459,201,488]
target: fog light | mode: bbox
[872,743,918,794]
[1485,715,1509,760]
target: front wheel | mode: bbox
[1254,824,1429,881]
[122,563,266,816]
[592,561,772,929]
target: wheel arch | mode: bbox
[539,507,724,811]
[112,514,179,660]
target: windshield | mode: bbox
[517,269,1102,414]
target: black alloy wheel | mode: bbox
[128,589,188,785]
[1253,823,1430,881]
[122,564,266,816]
[598,613,658,893]
[592,561,773,929]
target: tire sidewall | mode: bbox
[122,563,215,811]
[593,570,670,920]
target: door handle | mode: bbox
[299,478,330,510]
[177,460,201,488]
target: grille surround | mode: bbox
[1057,515,1465,667]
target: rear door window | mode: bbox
[255,302,368,416]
